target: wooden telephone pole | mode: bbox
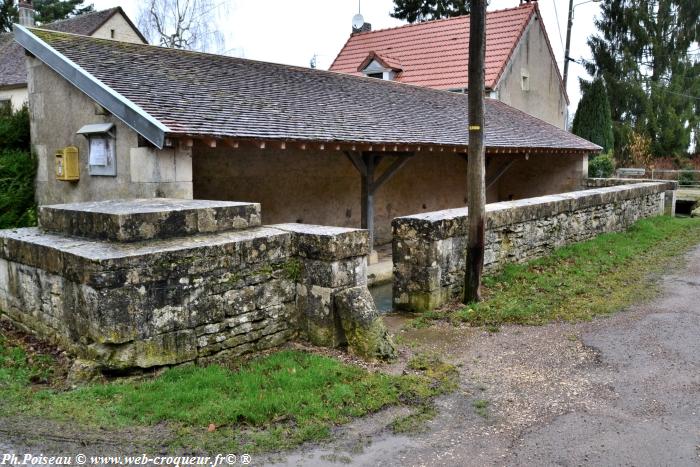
[464,0,486,303]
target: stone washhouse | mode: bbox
[1,25,607,369]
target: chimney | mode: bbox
[352,22,371,35]
[18,0,35,27]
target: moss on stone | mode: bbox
[283,259,302,282]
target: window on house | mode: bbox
[521,69,530,92]
[0,100,11,114]
[367,72,384,79]
[110,29,115,39]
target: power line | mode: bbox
[551,0,565,50]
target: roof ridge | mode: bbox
[40,7,119,28]
[351,3,535,36]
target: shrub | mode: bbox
[0,150,37,229]
[588,152,615,178]
[679,169,696,186]
[0,104,30,151]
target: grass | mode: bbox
[407,216,700,328]
[0,334,455,453]
[472,399,489,418]
[389,352,459,434]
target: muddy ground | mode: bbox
[2,246,700,466]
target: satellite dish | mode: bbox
[352,13,365,30]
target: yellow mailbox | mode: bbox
[55,146,80,181]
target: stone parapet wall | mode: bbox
[0,199,392,370]
[393,182,672,311]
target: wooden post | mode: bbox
[465,0,487,303]
[361,153,376,249]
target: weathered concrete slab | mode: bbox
[39,198,261,242]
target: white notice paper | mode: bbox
[89,138,108,166]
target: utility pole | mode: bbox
[464,0,486,303]
[563,0,574,89]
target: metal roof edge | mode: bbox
[13,24,168,148]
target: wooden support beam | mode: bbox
[371,154,413,194]
[344,151,367,177]
[485,159,516,190]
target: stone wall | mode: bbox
[0,199,393,370]
[393,182,672,311]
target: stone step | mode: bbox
[39,198,261,242]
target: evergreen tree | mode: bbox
[0,0,93,32]
[572,77,614,153]
[0,0,17,32]
[33,0,93,24]
[585,0,700,159]
[391,0,469,23]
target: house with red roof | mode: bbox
[330,2,568,128]
[0,2,145,110]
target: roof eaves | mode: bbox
[13,24,169,148]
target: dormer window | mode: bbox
[358,51,402,81]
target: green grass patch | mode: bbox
[408,216,700,327]
[472,399,489,418]
[0,342,455,453]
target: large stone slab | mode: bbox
[272,224,369,260]
[39,198,261,242]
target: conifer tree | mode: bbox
[0,0,93,32]
[585,0,700,158]
[572,77,614,153]
[391,0,469,23]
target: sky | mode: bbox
[90,0,602,114]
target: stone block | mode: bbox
[299,256,367,288]
[334,286,395,360]
[272,223,369,260]
[296,283,343,347]
[39,198,262,242]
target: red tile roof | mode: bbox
[330,3,562,96]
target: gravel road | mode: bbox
[274,244,700,466]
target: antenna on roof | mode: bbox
[352,0,371,34]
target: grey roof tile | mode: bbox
[29,29,600,152]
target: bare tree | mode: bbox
[138,0,227,53]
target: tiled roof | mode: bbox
[42,7,121,36]
[0,33,26,88]
[0,7,144,88]
[330,3,556,93]
[24,28,599,153]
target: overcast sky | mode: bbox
[90,0,601,114]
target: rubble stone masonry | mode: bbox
[0,199,393,370]
[392,182,676,311]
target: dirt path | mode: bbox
[270,244,700,466]
[2,246,700,466]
